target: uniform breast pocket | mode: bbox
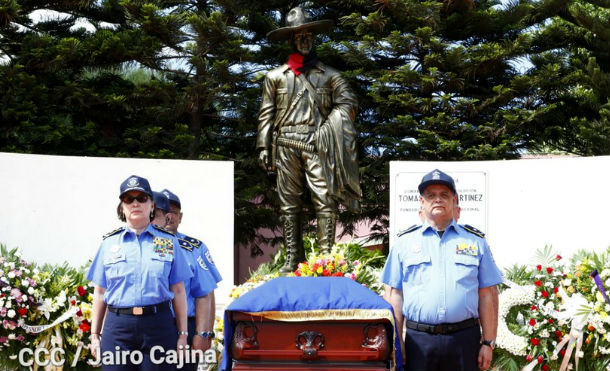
[275,88,288,109]
[151,254,173,278]
[316,88,331,109]
[454,254,480,285]
[103,254,126,284]
[401,255,431,286]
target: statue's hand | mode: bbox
[258,149,271,171]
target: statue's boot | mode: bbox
[317,213,336,255]
[279,214,303,273]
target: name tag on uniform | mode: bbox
[456,243,478,257]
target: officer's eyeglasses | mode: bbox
[121,194,149,204]
[422,192,452,202]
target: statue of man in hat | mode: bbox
[257,7,362,273]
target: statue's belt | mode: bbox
[277,137,316,153]
[280,125,316,134]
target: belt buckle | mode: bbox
[133,307,143,316]
[434,324,447,334]
[296,125,309,134]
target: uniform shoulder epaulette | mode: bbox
[103,227,124,240]
[397,224,421,237]
[177,238,193,252]
[461,224,485,238]
[152,224,175,236]
[181,235,202,248]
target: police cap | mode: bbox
[161,189,181,209]
[119,175,153,198]
[153,191,171,212]
[418,169,456,195]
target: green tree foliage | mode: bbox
[0,0,608,255]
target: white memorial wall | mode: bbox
[0,152,234,304]
[390,156,610,268]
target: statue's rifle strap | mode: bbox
[296,74,329,119]
[271,86,306,171]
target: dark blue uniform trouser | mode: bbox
[405,325,481,371]
[101,307,178,371]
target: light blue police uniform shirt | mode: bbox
[175,232,222,317]
[380,219,503,324]
[87,223,192,307]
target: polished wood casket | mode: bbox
[229,312,393,370]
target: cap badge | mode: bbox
[163,191,170,198]
[432,171,440,180]
[127,177,139,187]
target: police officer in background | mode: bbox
[161,189,222,367]
[87,175,191,371]
[152,191,171,227]
[381,169,502,371]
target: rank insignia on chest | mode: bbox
[153,237,173,255]
[456,242,478,256]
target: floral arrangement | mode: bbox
[0,245,94,370]
[493,246,610,371]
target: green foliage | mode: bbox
[1,0,609,260]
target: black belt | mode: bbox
[108,301,170,316]
[406,318,479,334]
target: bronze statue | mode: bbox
[257,7,362,273]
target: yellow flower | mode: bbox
[81,302,92,320]
[87,294,93,302]
[316,266,323,274]
[596,292,605,303]
[600,312,608,320]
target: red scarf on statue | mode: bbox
[287,53,304,75]
[287,53,318,76]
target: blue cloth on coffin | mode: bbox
[220,276,403,370]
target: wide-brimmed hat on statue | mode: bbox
[266,7,333,42]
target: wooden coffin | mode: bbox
[230,312,393,371]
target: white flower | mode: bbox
[540,329,549,338]
[9,354,16,360]
[563,279,572,286]
[545,281,554,288]
[5,300,11,309]
[15,252,21,258]
[8,333,15,340]
[7,272,15,279]
[39,298,53,320]
[7,309,15,318]
[576,351,584,358]
[21,280,29,288]
[33,268,39,274]
[600,269,610,279]
[27,287,34,295]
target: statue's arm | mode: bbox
[257,73,277,170]
[330,72,358,121]
[257,74,277,150]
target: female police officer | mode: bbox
[87,175,192,371]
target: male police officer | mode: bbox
[381,169,502,371]
[162,189,222,365]
[152,191,171,227]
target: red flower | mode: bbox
[556,254,562,260]
[546,267,553,274]
[79,322,90,332]
[537,356,543,364]
[534,280,542,287]
[588,325,595,331]
[526,355,532,362]
[332,272,343,277]
[70,300,76,306]
[322,269,330,277]
[531,305,537,310]
[536,265,542,271]
[542,364,549,371]
[295,271,301,276]
[529,318,536,326]
[17,308,27,317]
[531,338,540,346]
[555,331,562,337]
[548,318,553,324]
[311,263,319,272]
[560,348,566,357]
[553,287,559,293]
[541,291,549,298]
[77,286,87,297]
